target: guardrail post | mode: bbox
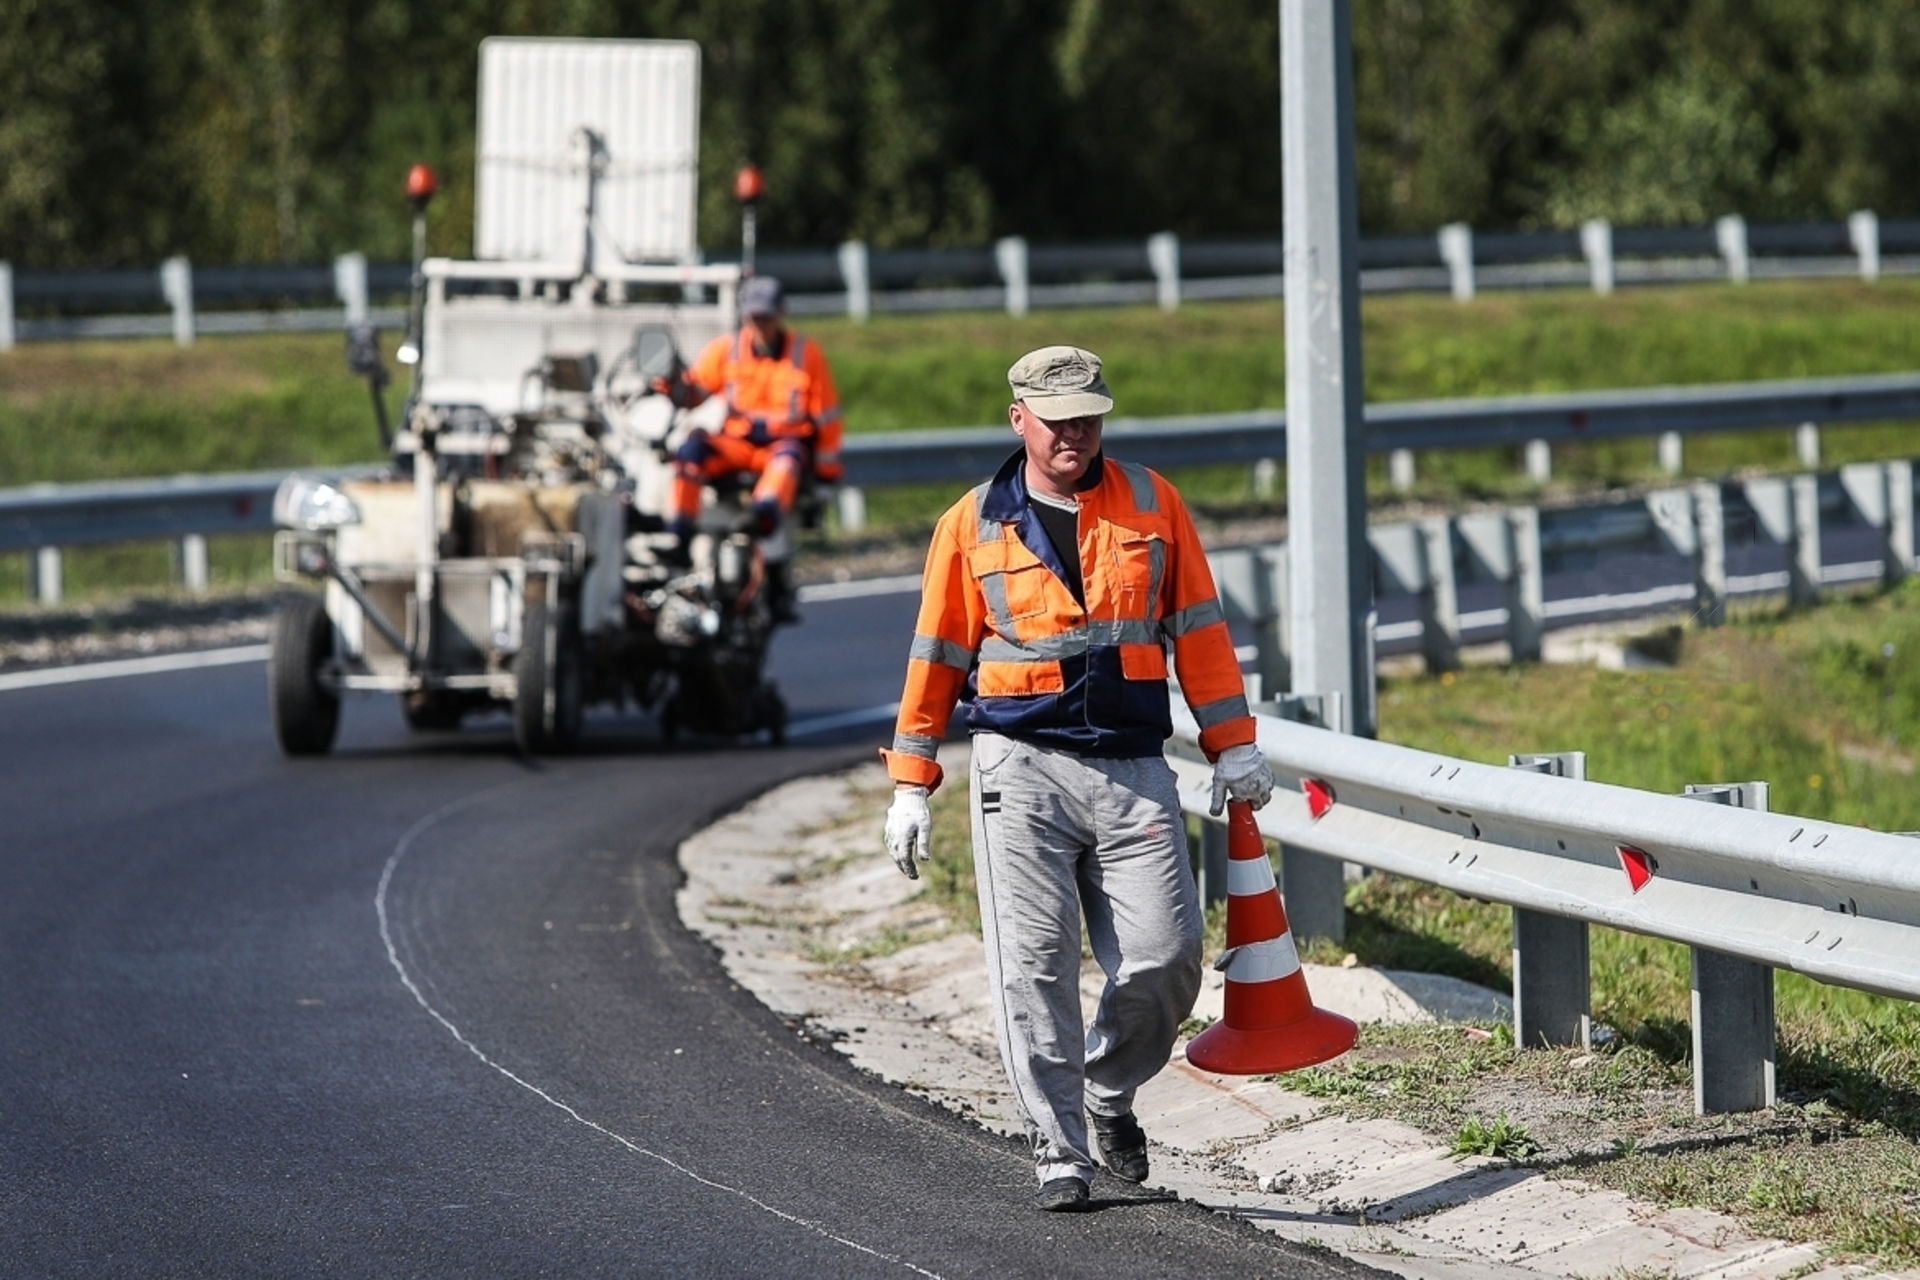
[1849,210,1880,282]
[837,241,871,323]
[1715,215,1749,285]
[834,485,867,533]
[1791,472,1822,606]
[1388,448,1415,493]
[994,236,1029,317]
[176,534,210,594]
[0,261,14,351]
[1147,231,1181,311]
[1250,457,1279,500]
[1418,515,1460,672]
[333,252,369,324]
[1268,692,1346,942]
[1657,431,1683,475]
[1682,781,1775,1115]
[1888,459,1915,581]
[1794,422,1821,469]
[1208,543,1290,699]
[1692,480,1726,626]
[160,255,195,347]
[1841,461,1909,588]
[28,547,63,604]
[1195,819,1230,909]
[1579,219,1614,296]
[1258,546,1290,696]
[1438,223,1474,302]
[1508,752,1590,1048]
[1524,439,1551,484]
[1506,506,1544,662]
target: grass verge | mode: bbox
[4,278,1919,603]
[1275,581,1920,1269]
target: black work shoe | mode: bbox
[1035,1176,1090,1212]
[1091,1113,1149,1183]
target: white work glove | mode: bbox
[1210,743,1276,816]
[884,786,933,879]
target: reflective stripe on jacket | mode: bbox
[881,450,1254,792]
[687,328,845,480]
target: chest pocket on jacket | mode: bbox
[968,541,1053,625]
[1108,524,1167,618]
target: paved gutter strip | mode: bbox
[677,756,1916,1280]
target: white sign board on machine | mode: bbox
[475,37,702,269]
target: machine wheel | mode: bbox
[400,691,464,732]
[513,600,583,754]
[269,593,340,756]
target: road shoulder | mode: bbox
[677,757,1904,1280]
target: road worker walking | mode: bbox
[880,345,1276,1212]
[662,275,843,622]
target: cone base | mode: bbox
[1185,1008,1359,1076]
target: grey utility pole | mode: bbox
[1281,0,1375,740]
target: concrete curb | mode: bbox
[677,759,1911,1280]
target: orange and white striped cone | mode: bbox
[1186,800,1358,1075]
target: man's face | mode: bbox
[747,311,784,347]
[1011,400,1103,489]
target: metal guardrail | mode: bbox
[0,467,385,554]
[6,213,1918,348]
[5,373,1919,605]
[839,370,1920,487]
[1209,458,1917,683]
[1165,702,1920,1115]
[0,466,385,599]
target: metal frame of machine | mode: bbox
[269,38,788,756]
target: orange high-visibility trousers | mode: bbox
[669,430,807,529]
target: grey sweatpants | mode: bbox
[968,732,1204,1185]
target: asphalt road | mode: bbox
[0,585,1380,1280]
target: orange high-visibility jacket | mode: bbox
[687,328,845,481]
[881,450,1254,792]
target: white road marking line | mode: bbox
[0,644,268,693]
[375,788,945,1280]
[787,702,900,738]
[796,573,922,602]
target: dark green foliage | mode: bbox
[5,1,1920,269]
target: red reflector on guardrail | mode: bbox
[1617,845,1655,893]
[1303,779,1334,820]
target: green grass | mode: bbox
[0,332,391,483]
[3,278,1919,604]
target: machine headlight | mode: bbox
[273,476,362,530]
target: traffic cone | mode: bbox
[1186,800,1358,1075]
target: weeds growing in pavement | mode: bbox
[1450,1112,1541,1161]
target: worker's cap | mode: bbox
[741,275,786,317]
[1007,345,1114,420]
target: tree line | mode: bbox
[3,0,1916,269]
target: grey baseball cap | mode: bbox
[1008,345,1114,420]
[741,275,785,316]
